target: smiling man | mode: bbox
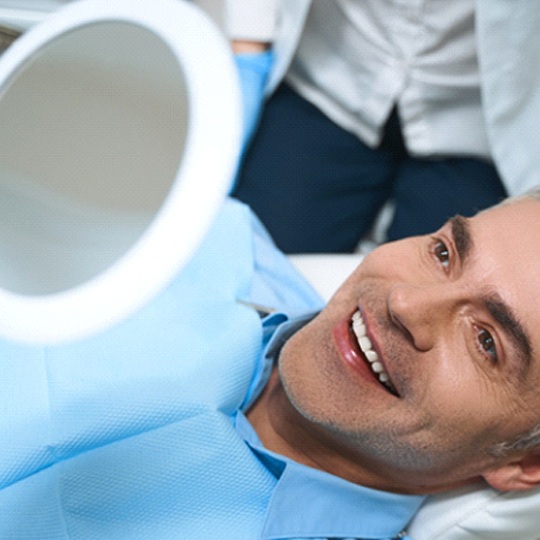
[3,190,540,539]
[248,188,540,501]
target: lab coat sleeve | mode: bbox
[193,0,278,42]
[225,0,278,42]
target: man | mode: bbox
[248,188,540,498]
[1,192,540,538]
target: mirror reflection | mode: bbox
[0,22,188,295]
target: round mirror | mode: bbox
[0,0,241,343]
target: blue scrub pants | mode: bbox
[232,84,507,253]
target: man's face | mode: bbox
[278,199,540,493]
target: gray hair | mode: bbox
[490,424,540,458]
[488,185,540,458]
[499,185,540,206]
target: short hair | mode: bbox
[501,185,540,206]
[488,185,540,457]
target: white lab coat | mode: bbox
[265,0,540,196]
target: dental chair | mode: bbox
[0,1,538,538]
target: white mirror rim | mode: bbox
[0,0,242,344]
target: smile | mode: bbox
[351,310,398,396]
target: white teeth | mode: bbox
[371,361,384,374]
[358,336,372,351]
[351,310,397,395]
[365,350,378,363]
[352,317,366,336]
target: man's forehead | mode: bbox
[472,198,540,231]
[472,199,540,275]
[463,199,540,267]
[468,199,540,376]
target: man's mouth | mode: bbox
[351,310,399,396]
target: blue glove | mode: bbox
[234,49,274,151]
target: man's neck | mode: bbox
[246,366,402,491]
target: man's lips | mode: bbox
[332,310,399,397]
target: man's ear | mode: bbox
[483,452,540,491]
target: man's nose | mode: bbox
[387,283,460,351]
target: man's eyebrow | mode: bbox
[449,215,472,264]
[483,294,533,380]
[449,215,533,378]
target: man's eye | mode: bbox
[477,328,498,362]
[433,240,450,268]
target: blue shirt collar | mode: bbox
[236,412,425,539]
[240,310,318,411]
[237,312,425,538]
